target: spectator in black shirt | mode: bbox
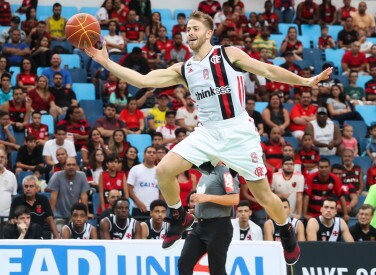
[49,72,78,111]
[4,204,43,239]
[350,204,376,241]
[338,16,358,50]
[245,95,265,136]
[15,134,44,176]
[120,47,151,75]
[8,175,59,239]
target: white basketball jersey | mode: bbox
[311,120,336,155]
[182,45,246,122]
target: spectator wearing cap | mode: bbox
[147,93,169,133]
[156,110,179,150]
[305,107,342,156]
[2,29,30,67]
[0,0,11,26]
[0,16,27,46]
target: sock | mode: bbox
[275,218,289,227]
[276,219,292,238]
[168,200,182,209]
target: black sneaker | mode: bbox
[162,210,195,249]
[280,223,301,265]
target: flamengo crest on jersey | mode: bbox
[182,45,246,122]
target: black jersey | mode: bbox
[316,216,342,242]
[64,222,93,239]
[144,218,168,239]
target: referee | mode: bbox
[178,164,240,275]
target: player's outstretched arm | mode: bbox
[225,46,332,87]
[85,42,185,88]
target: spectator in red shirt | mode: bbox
[274,0,295,24]
[120,10,145,43]
[111,0,129,25]
[319,0,336,25]
[157,26,173,56]
[27,21,51,50]
[341,41,367,75]
[0,0,11,26]
[57,106,91,151]
[165,33,191,63]
[262,126,287,171]
[21,7,38,36]
[280,51,302,76]
[336,0,356,25]
[198,0,222,18]
[280,27,303,60]
[365,65,376,101]
[119,97,145,134]
[142,33,164,70]
[367,44,376,73]
[16,57,37,93]
[102,71,118,101]
[303,158,348,221]
[295,0,320,26]
[262,1,279,34]
[24,111,49,147]
[318,24,336,50]
[16,0,38,14]
[290,90,318,140]
[367,161,376,190]
[215,11,243,45]
[172,13,187,37]
[296,133,320,175]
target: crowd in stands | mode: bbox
[0,0,375,243]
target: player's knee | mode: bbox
[156,162,173,181]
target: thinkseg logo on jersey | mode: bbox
[195,86,231,100]
[210,55,221,64]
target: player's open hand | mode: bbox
[310,67,333,86]
[85,41,109,66]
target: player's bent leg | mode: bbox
[157,151,195,249]
[156,151,192,205]
[247,177,300,265]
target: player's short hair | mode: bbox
[150,199,167,211]
[281,198,290,207]
[105,103,116,110]
[14,205,30,218]
[53,2,62,9]
[322,197,337,206]
[156,146,169,154]
[189,10,214,31]
[237,200,250,208]
[144,145,156,154]
[113,197,130,213]
[70,202,88,215]
[302,133,312,140]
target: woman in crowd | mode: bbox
[16,57,37,93]
[326,84,364,125]
[0,55,8,78]
[31,36,52,68]
[96,0,114,29]
[27,75,60,119]
[102,20,125,55]
[122,146,140,177]
[280,27,303,60]
[262,92,291,136]
[145,12,162,37]
[81,128,106,166]
[142,33,163,70]
[109,79,128,113]
[119,97,145,134]
[85,148,106,192]
[105,128,131,163]
[177,170,197,210]
[21,7,38,35]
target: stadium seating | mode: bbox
[68,68,88,83]
[92,193,100,217]
[359,137,370,155]
[152,9,172,21]
[36,5,51,18]
[353,156,372,175]
[269,34,284,55]
[302,48,323,65]
[127,43,146,53]
[14,131,25,147]
[284,136,299,150]
[80,100,103,118]
[321,155,341,166]
[9,66,20,86]
[127,134,152,154]
[255,102,268,113]
[37,67,46,76]
[283,102,293,113]
[356,75,372,90]
[355,105,376,127]
[343,120,368,140]
[60,6,78,19]
[79,7,98,16]
[72,83,96,101]
[41,114,54,135]
[278,23,299,37]
[173,9,193,20]
[324,48,345,74]
[10,151,18,171]
[271,58,285,66]
[51,40,73,54]
[297,35,311,49]
[328,25,343,43]
[333,75,349,86]
[60,54,81,69]
[138,152,144,163]
[300,24,320,45]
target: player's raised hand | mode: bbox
[85,41,109,65]
[310,67,333,86]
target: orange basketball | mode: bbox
[65,13,101,49]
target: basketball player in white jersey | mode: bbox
[86,10,332,265]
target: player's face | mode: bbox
[282,201,291,218]
[318,161,330,177]
[91,130,101,142]
[358,208,373,225]
[237,206,251,222]
[53,6,61,16]
[156,148,166,161]
[71,210,87,228]
[56,130,67,143]
[1,77,10,89]
[165,114,175,125]
[283,146,294,157]
[65,158,77,175]
[114,201,130,220]
[270,128,282,143]
[321,201,337,219]
[0,114,10,126]
[95,150,104,163]
[104,107,116,119]
[11,30,21,43]
[176,132,186,142]
[151,206,166,224]
[187,19,211,51]
[37,77,47,89]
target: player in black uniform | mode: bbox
[178,165,240,275]
[306,198,354,242]
[140,199,168,239]
[61,203,97,239]
[100,198,141,240]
